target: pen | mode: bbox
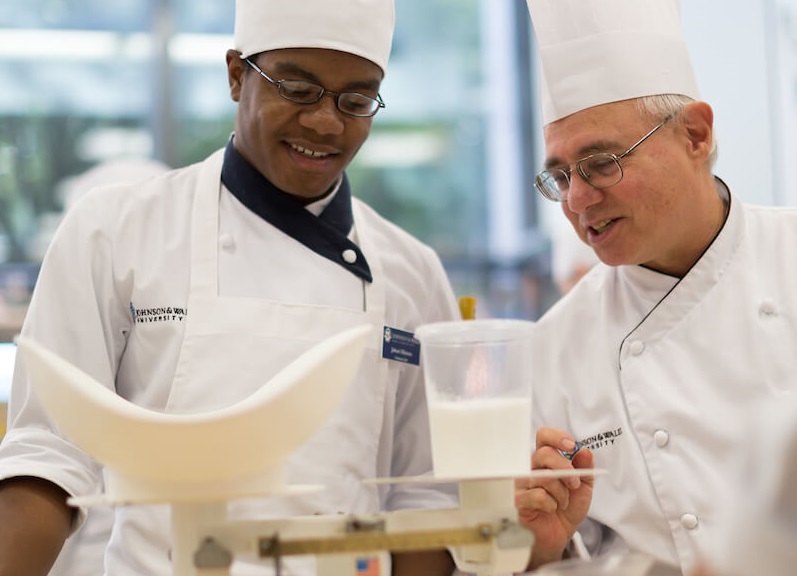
[560,441,582,461]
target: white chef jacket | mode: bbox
[47,505,114,576]
[531,182,797,575]
[701,399,797,576]
[0,148,459,574]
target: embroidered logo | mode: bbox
[572,427,624,454]
[130,302,187,324]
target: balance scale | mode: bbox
[18,324,597,576]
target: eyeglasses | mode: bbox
[534,114,674,202]
[243,57,385,118]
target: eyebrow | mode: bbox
[544,138,625,170]
[269,61,381,93]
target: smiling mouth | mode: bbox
[290,143,331,159]
[590,219,613,234]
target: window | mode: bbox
[0,0,557,341]
[7,1,793,340]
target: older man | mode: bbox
[516,0,797,574]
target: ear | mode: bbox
[226,49,245,103]
[680,101,714,162]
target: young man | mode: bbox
[0,1,459,574]
[516,0,797,574]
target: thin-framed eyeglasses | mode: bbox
[534,113,675,202]
[242,57,385,118]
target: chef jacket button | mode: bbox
[342,249,357,264]
[759,299,777,316]
[629,340,645,355]
[219,234,235,251]
[680,513,699,530]
[653,429,669,447]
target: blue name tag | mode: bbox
[381,326,420,366]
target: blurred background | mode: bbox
[0,0,795,350]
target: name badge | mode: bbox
[381,326,420,366]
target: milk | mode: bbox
[428,396,531,478]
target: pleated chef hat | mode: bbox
[234,0,395,74]
[526,0,701,125]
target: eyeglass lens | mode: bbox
[537,154,622,200]
[535,114,673,201]
[244,58,382,117]
[278,81,378,116]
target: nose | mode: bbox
[564,172,603,214]
[298,94,346,136]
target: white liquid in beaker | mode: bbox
[428,396,531,478]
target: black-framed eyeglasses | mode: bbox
[243,57,385,118]
[534,114,675,202]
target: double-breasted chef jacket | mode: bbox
[0,143,459,574]
[531,178,797,575]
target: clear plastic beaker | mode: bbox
[415,319,534,478]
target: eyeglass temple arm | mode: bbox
[619,113,674,159]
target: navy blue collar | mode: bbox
[220,138,372,283]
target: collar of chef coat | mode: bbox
[220,137,373,283]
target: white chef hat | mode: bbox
[526,0,701,125]
[234,0,395,74]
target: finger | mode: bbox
[538,476,575,507]
[532,446,582,490]
[572,447,594,470]
[532,445,575,470]
[515,485,562,515]
[570,449,596,487]
[535,426,575,451]
[517,474,573,511]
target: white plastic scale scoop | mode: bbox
[16,324,372,505]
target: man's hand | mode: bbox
[515,427,595,569]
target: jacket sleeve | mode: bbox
[0,188,131,529]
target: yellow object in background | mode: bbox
[0,402,6,439]
[458,296,477,320]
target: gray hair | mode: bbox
[635,94,718,168]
